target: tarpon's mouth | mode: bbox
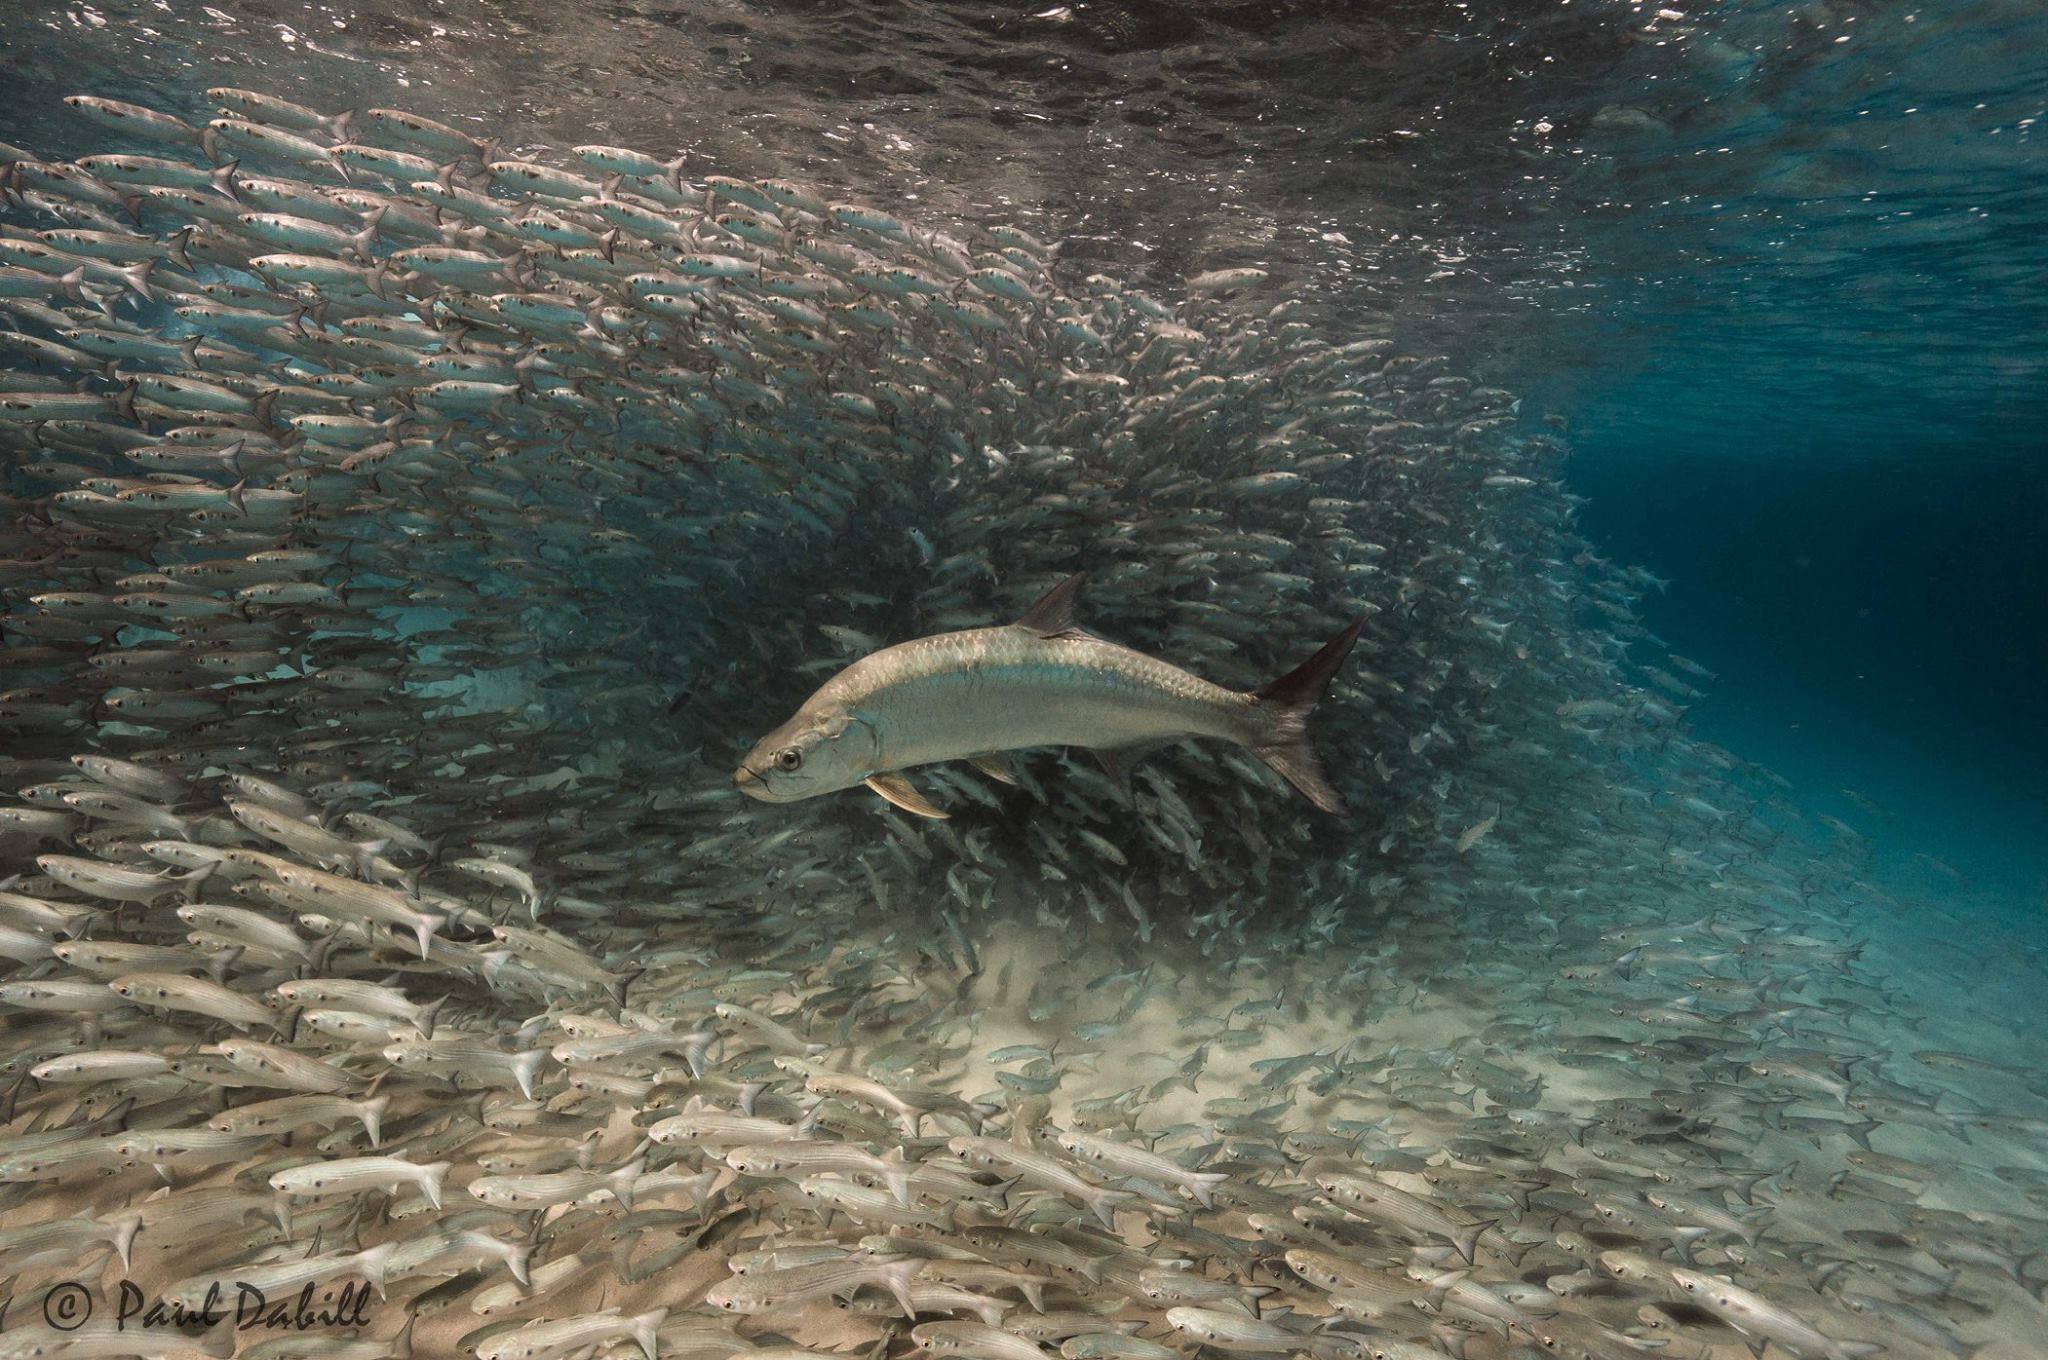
[732,765,778,801]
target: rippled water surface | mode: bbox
[8,0,2044,439]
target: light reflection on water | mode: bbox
[4,0,2040,455]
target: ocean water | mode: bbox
[1,4,2045,1360]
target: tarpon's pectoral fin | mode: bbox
[1094,740,1173,797]
[1014,571,1089,638]
[969,754,1019,786]
[865,773,951,820]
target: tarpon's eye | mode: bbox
[775,747,803,771]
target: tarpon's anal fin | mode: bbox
[1094,740,1172,797]
[969,754,1019,786]
[1014,571,1087,637]
[866,773,951,820]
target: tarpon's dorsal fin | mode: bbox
[865,773,951,820]
[1014,572,1087,637]
[969,754,1019,786]
[1094,740,1172,797]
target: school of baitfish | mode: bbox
[0,88,2043,1360]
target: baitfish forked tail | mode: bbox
[1250,615,1366,817]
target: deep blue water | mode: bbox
[1574,430,2048,911]
[1479,0,2048,924]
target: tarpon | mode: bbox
[736,574,1363,818]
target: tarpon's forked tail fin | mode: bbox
[1250,615,1365,817]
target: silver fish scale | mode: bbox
[836,628,1259,771]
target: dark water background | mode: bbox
[4,0,2044,912]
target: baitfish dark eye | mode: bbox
[776,748,803,771]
